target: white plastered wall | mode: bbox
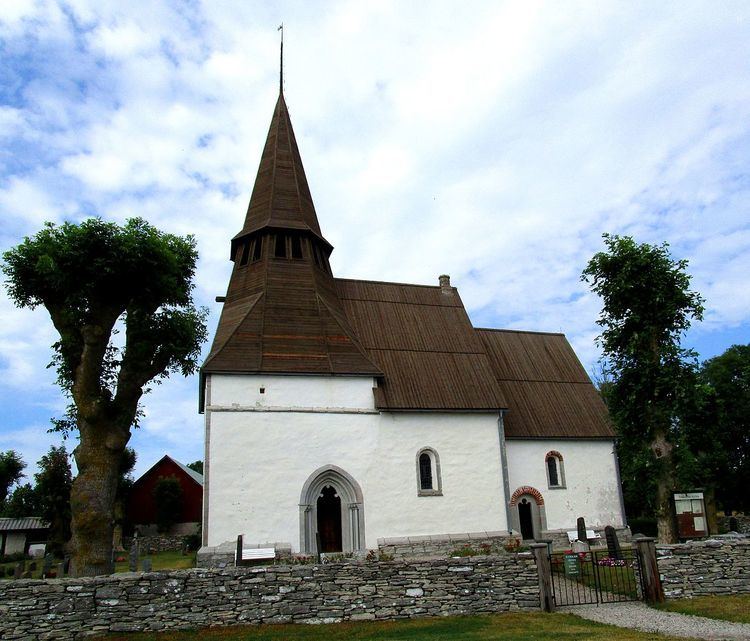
[505,439,625,531]
[204,374,508,550]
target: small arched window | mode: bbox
[419,453,433,489]
[545,451,565,489]
[416,447,442,496]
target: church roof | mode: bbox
[335,278,508,410]
[202,89,615,439]
[231,92,328,253]
[476,328,615,438]
[202,89,382,379]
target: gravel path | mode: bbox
[561,602,750,640]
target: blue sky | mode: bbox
[1,1,749,480]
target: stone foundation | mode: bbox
[197,540,293,568]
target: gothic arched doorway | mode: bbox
[299,465,365,554]
[317,485,343,552]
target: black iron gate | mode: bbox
[549,548,643,606]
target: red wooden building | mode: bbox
[127,455,203,534]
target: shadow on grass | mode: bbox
[97,612,687,641]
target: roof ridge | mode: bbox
[476,327,565,337]
[335,276,446,290]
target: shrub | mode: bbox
[450,546,477,557]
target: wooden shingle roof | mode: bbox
[336,279,508,410]
[476,329,615,438]
[202,90,614,439]
[202,90,381,379]
[231,92,327,256]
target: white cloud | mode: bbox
[1,0,750,478]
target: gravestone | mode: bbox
[604,525,622,559]
[576,517,587,543]
[13,562,24,579]
[141,558,152,572]
[56,562,65,578]
[129,539,139,572]
[42,554,54,578]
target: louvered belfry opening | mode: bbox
[203,91,382,377]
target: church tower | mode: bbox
[202,90,381,379]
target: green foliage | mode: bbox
[34,446,73,556]
[582,235,704,539]
[0,450,26,504]
[152,475,183,533]
[1,483,42,518]
[2,217,208,428]
[681,344,750,511]
[186,460,203,475]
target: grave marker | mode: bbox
[129,539,139,572]
[604,525,622,559]
[577,517,587,542]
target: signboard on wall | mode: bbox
[673,491,707,538]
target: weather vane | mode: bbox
[278,23,284,93]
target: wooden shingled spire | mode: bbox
[202,88,382,379]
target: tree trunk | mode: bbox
[653,429,678,544]
[69,420,128,577]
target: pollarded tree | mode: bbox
[582,234,704,543]
[2,218,207,576]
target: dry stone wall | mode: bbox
[658,538,750,598]
[1,555,539,640]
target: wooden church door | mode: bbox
[317,485,343,552]
[519,498,535,540]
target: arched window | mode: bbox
[545,451,565,489]
[416,447,442,496]
[419,453,433,489]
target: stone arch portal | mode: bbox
[509,486,547,541]
[299,465,365,554]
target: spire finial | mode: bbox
[278,23,284,94]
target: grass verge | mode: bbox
[1,549,195,579]
[657,594,750,624]
[95,612,686,641]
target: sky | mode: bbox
[1,1,749,481]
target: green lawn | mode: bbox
[657,595,750,624]
[1,549,195,579]
[95,612,684,641]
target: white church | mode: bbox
[198,86,626,560]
